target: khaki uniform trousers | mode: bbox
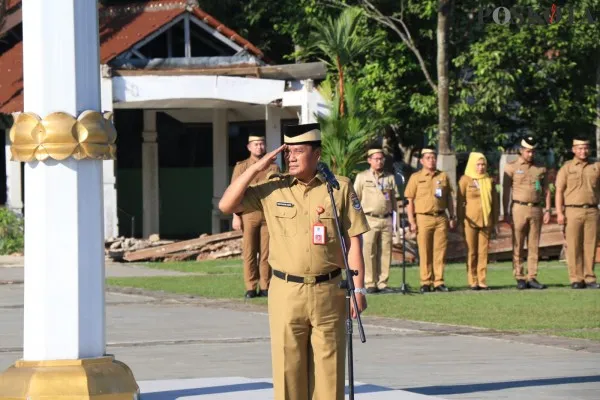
[416,214,448,286]
[268,274,346,400]
[565,207,598,284]
[464,222,491,287]
[511,204,543,280]
[363,215,392,289]
[242,212,271,291]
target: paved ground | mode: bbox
[1,258,599,399]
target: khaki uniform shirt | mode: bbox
[231,157,280,219]
[503,157,548,204]
[457,176,499,228]
[353,169,398,216]
[555,159,600,205]
[404,169,453,213]
[240,173,369,276]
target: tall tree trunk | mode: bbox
[336,55,345,117]
[596,58,600,159]
[437,0,451,154]
[0,0,6,35]
[294,44,303,63]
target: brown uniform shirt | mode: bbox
[503,157,548,204]
[404,169,453,213]
[457,176,499,228]
[240,173,369,276]
[353,169,398,216]
[231,157,280,219]
[555,159,600,205]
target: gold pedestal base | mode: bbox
[0,355,139,400]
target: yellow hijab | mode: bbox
[464,152,493,226]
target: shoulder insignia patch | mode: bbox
[350,192,362,210]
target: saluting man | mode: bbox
[353,148,398,294]
[503,136,551,290]
[231,135,280,298]
[404,148,456,293]
[219,123,369,400]
[555,138,600,289]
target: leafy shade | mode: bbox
[307,7,380,116]
[318,80,377,179]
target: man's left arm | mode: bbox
[543,168,551,224]
[347,235,366,319]
[446,178,456,229]
[343,181,369,318]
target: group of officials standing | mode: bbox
[222,123,598,400]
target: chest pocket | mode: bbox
[513,171,528,185]
[583,166,599,189]
[363,180,377,193]
[319,206,340,241]
[416,180,430,197]
[467,182,480,199]
[273,206,298,237]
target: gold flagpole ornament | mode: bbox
[9,111,117,162]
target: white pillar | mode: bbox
[212,108,229,234]
[142,110,159,238]
[101,66,118,238]
[265,105,282,167]
[300,79,315,124]
[499,152,519,217]
[5,129,23,214]
[21,0,104,361]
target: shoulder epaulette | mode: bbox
[337,175,351,185]
[267,172,287,180]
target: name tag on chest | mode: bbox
[276,202,294,208]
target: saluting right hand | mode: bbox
[253,145,287,172]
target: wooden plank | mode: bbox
[123,230,242,262]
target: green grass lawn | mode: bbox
[108,260,600,341]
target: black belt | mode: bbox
[365,212,391,218]
[273,268,341,284]
[417,210,446,217]
[513,200,543,208]
[565,204,598,209]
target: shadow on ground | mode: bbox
[405,375,600,396]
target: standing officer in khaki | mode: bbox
[457,152,499,290]
[503,136,551,290]
[555,138,600,289]
[405,148,456,293]
[231,135,280,298]
[219,123,369,400]
[353,148,398,294]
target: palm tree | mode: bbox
[318,80,378,178]
[307,7,379,116]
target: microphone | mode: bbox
[317,162,340,190]
[392,161,406,185]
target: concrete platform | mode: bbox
[138,377,441,399]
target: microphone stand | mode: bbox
[393,163,416,295]
[325,181,366,400]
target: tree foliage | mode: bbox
[99,0,599,161]
[318,80,379,178]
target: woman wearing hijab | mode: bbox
[457,153,499,290]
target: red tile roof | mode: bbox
[0,0,266,114]
[0,41,23,114]
[7,0,20,11]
